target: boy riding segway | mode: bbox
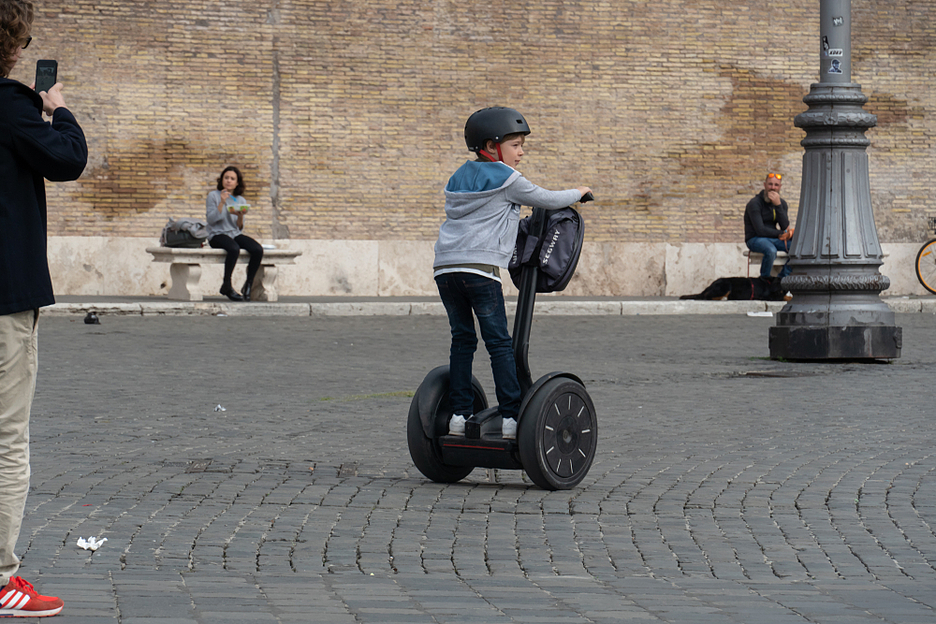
[432,107,591,440]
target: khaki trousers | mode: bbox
[0,310,38,586]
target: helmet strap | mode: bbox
[478,144,504,163]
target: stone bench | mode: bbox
[744,250,889,278]
[743,250,789,277]
[146,247,301,302]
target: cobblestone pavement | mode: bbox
[18,313,936,623]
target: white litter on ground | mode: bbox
[77,536,107,551]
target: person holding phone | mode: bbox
[0,0,87,617]
[205,165,264,301]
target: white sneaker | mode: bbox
[448,414,467,436]
[502,417,517,439]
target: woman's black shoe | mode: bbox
[242,279,252,301]
[220,286,244,302]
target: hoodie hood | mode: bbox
[434,161,524,269]
[445,160,518,193]
[443,160,521,220]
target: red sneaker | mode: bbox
[0,577,63,617]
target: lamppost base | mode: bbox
[769,325,901,361]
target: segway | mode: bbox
[407,194,597,490]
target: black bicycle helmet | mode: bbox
[464,107,531,153]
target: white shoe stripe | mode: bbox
[14,593,30,609]
[0,590,22,607]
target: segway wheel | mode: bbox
[406,367,486,484]
[518,377,597,490]
[407,402,473,483]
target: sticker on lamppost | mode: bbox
[821,38,844,57]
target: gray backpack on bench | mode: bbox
[160,218,208,248]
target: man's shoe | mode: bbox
[242,279,252,301]
[220,286,244,302]
[448,414,467,436]
[0,576,64,617]
[502,417,517,440]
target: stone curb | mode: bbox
[42,297,931,317]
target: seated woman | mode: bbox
[205,166,264,301]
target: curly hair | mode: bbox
[0,0,34,78]
[216,166,246,197]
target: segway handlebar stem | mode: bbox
[512,192,592,394]
[512,207,545,394]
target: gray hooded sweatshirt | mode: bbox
[433,161,582,270]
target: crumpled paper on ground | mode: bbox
[77,536,107,551]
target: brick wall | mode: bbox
[13,0,934,245]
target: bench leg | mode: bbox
[168,263,203,301]
[746,254,786,278]
[251,264,278,302]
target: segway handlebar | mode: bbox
[580,191,594,203]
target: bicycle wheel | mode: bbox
[916,239,936,294]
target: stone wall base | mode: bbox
[47,237,927,298]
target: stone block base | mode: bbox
[769,325,902,361]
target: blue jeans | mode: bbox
[435,273,521,421]
[746,237,792,279]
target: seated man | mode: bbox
[745,173,793,279]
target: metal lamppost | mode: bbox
[769,0,901,360]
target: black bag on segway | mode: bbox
[508,207,584,293]
[160,217,208,248]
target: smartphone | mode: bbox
[35,60,57,94]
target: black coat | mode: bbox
[0,78,87,315]
[743,190,790,241]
